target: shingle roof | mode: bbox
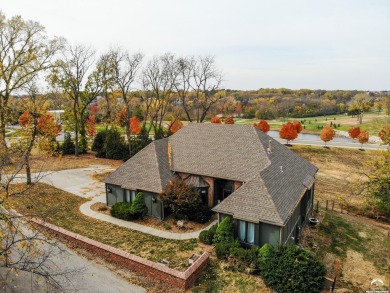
[104,123,318,225]
[103,138,173,193]
[211,125,317,225]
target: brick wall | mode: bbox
[31,219,209,289]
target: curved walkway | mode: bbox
[80,200,217,240]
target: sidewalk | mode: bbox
[80,200,217,240]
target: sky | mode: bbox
[2,0,390,91]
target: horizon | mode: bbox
[2,0,390,91]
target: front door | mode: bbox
[214,179,234,205]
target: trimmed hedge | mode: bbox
[213,216,234,244]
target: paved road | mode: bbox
[272,137,388,150]
[1,240,146,293]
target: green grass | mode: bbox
[310,212,390,275]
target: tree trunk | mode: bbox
[73,100,79,156]
[26,154,32,185]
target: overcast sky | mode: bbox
[2,0,389,91]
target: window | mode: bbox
[125,190,137,202]
[238,220,255,244]
[131,190,136,202]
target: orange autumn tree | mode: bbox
[170,120,184,133]
[115,108,127,127]
[256,120,270,133]
[293,120,303,133]
[348,127,361,140]
[18,111,33,127]
[85,114,97,138]
[225,117,234,124]
[211,116,222,124]
[378,126,390,145]
[279,122,298,144]
[320,126,335,146]
[358,130,369,149]
[36,113,61,155]
[129,116,142,135]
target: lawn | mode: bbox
[301,211,390,292]
[234,112,389,135]
[6,183,202,271]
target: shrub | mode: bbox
[215,241,239,259]
[200,224,218,245]
[188,206,213,223]
[229,246,259,273]
[110,202,134,220]
[131,192,148,219]
[79,136,88,154]
[259,245,325,293]
[61,132,75,155]
[213,217,234,244]
[104,128,129,160]
[92,130,107,158]
[199,230,211,244]
[162,223,171,230]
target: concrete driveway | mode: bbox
[17,165,111,203]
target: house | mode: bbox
[103,124,318,246]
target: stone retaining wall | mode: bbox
[31,219,209,289]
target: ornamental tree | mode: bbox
[348,127,361,140]
[170,119,184,133]
[378,126,390,145]
[85,114,97,138]
[256,120,270,133]
[224,117,234,124]
[279,122,298,144]
[320,126,335,146]
[115,108,127,127]
[158,178,201,216]
[211,116,222,124]
[293,120,303,133]
[358,130,369,149]
[129,116,142,135]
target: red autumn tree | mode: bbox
[211,116,222,124]
[91,104,98,114]
[115,108,127,127]
[129,116,142,135]
[378,126,390,145]
[358,130,369,149]
[279,122,298,144]
[320,126,335,146]
[348,127,361,139]
[293,120,303,133]
[37,114,61,139]
[170,120,184,133]
[256,120,270,133]
[85,114,97,138]
[18,111,33,127]
[224,117,235,124]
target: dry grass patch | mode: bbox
[7,183,202,271]
[12,152,123,174]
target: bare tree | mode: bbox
[0,13,64,162]
[142,53,176,137]
[111,49,143,152]
[51,44,95,155]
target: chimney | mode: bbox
[168,141,172,169]
[267,140,272,154]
